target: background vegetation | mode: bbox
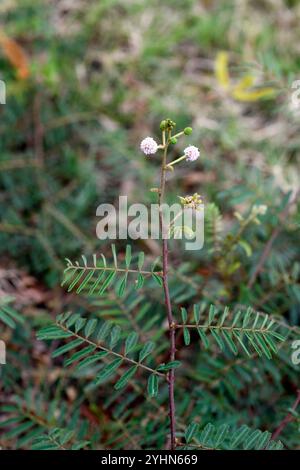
[0,0,299,450]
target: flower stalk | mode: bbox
[157,130,177,450]
[167,154,187,169]
[140,119,199,450]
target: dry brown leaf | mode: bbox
[0,31,29,79]
[0,267,47,306]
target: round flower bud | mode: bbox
[184,145,200,162]
[165,118,176,130]
[140,137,158,155]
[170,137,177,144]
[184,127,193,135]
[160,120,167,131]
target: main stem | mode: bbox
[159,133,177,450]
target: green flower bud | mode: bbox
[170,137,177,144]
[165,118,176,130]
[160,120,167,130]
[184,127,193,135]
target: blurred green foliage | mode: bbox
[0,0,299,450]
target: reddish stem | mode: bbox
[272,389,300,441]
[158,134,177,450]
[162,237,176,450]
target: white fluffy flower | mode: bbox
[253,204,268,216]
[140,137,158,155]
[184,145,200,162]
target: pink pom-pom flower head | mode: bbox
[184,145,200,162]
[140,137,158,155]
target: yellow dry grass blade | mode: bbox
[215,51,230,90]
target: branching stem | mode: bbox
[64,265,161,276]
[271,389,300,441]
[158,132,177,450]
[57,322,165,377]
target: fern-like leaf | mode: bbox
[180,422,283,450]
[32,428,90,450]
[37,312,166,395]
[62,245,162,297]
[0,302,24,329]
[178,304,288,358]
